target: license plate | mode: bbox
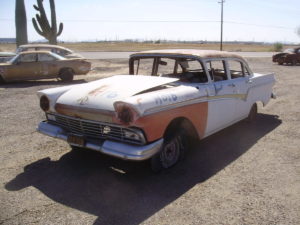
[67,134,85,146]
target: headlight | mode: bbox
[114,102,139,124]
[47,114,56,121]
[40,95,50,111]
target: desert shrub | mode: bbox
[273,42,283,52]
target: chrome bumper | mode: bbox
[37,121,163,161]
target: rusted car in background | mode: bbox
[37,49,275,172]
[0,44,84,63]
[272,47,300,65]
[16,44,84,59]
[0,51,91,83]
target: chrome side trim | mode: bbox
[37,121,163,161]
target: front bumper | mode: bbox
[37,121,163,161]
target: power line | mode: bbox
[0,18,294,30]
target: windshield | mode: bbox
[8,55,19,64]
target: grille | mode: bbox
[47,113,145,145]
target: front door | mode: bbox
[5,53,39,81]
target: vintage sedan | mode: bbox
[272,47,300,65]
[0,44,83,63]
[0,51,91,83]
[16,44,84,59]
[37,49,275,171]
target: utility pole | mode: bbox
[218,0,225,51]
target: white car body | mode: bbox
[37,50,275,169]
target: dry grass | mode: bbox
[0,42,298,52]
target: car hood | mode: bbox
[55,75,178,112]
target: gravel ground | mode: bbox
[0,58,299,225]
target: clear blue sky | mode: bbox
[1,0,299,43]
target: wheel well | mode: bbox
[163,117,199,141]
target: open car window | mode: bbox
[132,57,208,83]
[227,60,250,78]
[205,60,227,82]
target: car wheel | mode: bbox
[59,69,74,82]
[0,75,5,84]
[277,58,284,65]
[246,103,257,122]
[151,130,187,172]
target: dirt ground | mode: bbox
[0,57,299,225]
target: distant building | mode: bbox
[0,38,16,43]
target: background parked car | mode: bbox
[0,44,84,63]
[0,51,91,83]
[272,47,300,65]
[16,44,84,59]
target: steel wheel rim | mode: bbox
[160,136,181,168]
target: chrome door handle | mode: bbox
[246,80,253,84]
[228,83,236,87]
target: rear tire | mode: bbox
[246,103,257,122]
[0,75,5,84]
[59,69,74,82]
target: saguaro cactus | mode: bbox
[32,0,63,44]
[15,0,28,46]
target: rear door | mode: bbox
[204,59,237,135]
[226,59,252,120]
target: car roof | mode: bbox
[18,44,71,51]
[131,49,244,60]
[18,50,58,55]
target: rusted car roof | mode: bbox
[131,49,244,60]
[17,50,62,55]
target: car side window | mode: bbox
[227,60,250,79]
[206,60,227,82]
[133,58,154,76]
[18,53,37,63]
[38,53,56,62]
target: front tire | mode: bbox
[277,58,284,65]
[151,131,187,172]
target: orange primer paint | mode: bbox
[132,102,208,142]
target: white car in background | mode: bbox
[37,49,276,171]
